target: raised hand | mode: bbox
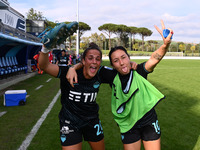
[66,67,78,88]
[154,20,173,48]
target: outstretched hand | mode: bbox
[154,20,173,48]
[66,67,78,88]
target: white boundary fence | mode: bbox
[102,56,200,60]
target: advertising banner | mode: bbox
[0,9,26,32]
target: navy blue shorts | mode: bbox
[121,119,161,144]
[59,118,104,146]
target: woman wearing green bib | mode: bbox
[67,20,173,149]
[108,20,173,150]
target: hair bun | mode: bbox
[89,42,99,49]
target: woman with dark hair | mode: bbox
[108,20,173,150]
[68,20,173,150]
[39,43,106,150]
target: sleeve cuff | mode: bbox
[143,62,153,73]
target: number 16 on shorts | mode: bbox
[152,120,160,134]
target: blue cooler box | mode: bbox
[4,90,27,106]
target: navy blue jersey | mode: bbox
[57,62,155,130]
[57,66,112,130]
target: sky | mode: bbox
[8,0,200,43]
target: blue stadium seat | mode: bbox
[5,57,15,74]
[9,57,18,73]
[11,56,19,72]
[2,57,12,74]
[13,56,22,71]
[0,57,5,77]
[0,57,8,78]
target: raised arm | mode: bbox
[38,46,59,77]
[145,20,173,72]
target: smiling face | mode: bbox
[111,49,131,75]
[82,49,102,79]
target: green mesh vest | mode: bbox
[111,70,165,133]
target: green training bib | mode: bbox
[111,70,165,133]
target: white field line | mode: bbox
[0,111,7,117]
[35,85,43,90]
[18,89,61,150]
[46,78,52,83]
[26,95,30,98]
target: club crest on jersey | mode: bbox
[61,134,66,143]
[93,81,100,88]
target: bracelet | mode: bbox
[41,46,50,53]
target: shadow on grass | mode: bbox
[96,80,200,150]
[151,81,200,150]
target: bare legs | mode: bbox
[123,138,161,150]
[62,139,105,150]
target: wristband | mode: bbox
[41,46,50,53]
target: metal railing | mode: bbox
[0,21,41,42]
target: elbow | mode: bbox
[38,60,48,71]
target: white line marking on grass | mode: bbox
[35,85,43,90]
[46,78,52,82]
[0,111,7,117]
[18,89,61,150]
[26,95,30,98]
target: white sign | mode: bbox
[0,10,26,32]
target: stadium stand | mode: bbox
[0,0,43,80]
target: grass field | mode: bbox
[0,59,200,150]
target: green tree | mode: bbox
[68,35,76,50]
[191,45,195,55]
[113,24,130,48]
[26,8,45,20]
[81,37,90,50]
[45,21,56,28]
[98,23,116,50]
[179,43,186,53]
[169,44,178,52]
[186,44,192,53]
[129,26,138,50]
[133,43,139,51]
[78,22,91,49]
[138,27,152,51]
[147,40,158,52]
[195,44,200,52]
[99,33,106,50]
[89,33,106,49]
[78,22,91,38]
